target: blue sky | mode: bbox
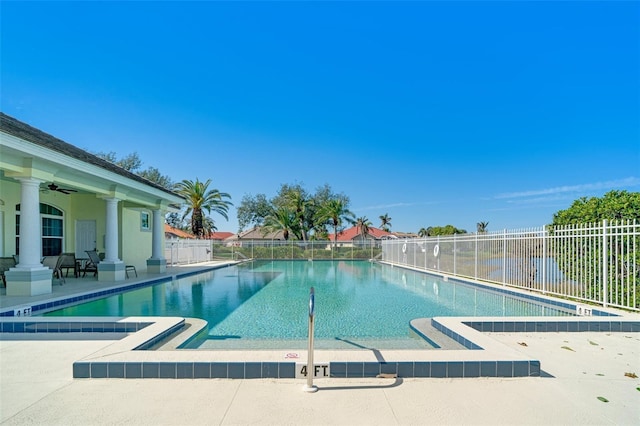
[2,1,639,234]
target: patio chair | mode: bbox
[59,253,78,277]
[82,250,100,277]
[0,256,17,288]
[81,250,137,279]
[42,255,65,285]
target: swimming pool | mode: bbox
[44,260,573,349]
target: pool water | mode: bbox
[45,260,572,350]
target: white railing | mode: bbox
[165,239,382,264]
[381,220,639,311]
[163,221,639,311]
[165,239,213,266]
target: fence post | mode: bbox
[541,226,547,294]
[502,229,507,285]
[474,233,478,279]
[424,237,428,272]
[602,219,608,308]
[453,235,457,275]
[413,239,416,268]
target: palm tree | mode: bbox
[316,199,355,250]
[202,216,218,238]
[284,187,311,241]
[356,216,372,240]
[418,227,430,238]
[379,213,392,232]
[477,221,489,233]
[356,216,373,248]
[174,178,232,238]
[262,207,296,240]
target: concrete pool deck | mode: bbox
[1,330,639,425]
[1,261,640,424]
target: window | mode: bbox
[16,203,64,256]
[141,211,150,231]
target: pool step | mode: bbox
[410,318,467,350]
[153,318,208,350]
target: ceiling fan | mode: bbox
[45,183,78,195]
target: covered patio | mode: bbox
[0,113,184,297]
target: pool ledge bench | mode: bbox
[2,316,639,380]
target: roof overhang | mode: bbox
[0,114,184,209]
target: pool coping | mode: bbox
[1,315,639,379]
[1,261,639,379]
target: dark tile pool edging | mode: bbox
[73,361,299,379]
[0,320,152,334]
[3,317,638,379]
[0,318,184,351]
[431,318,640,351]
[71,359,542,379]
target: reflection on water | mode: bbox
[45,268,281,330]
[44,260,573,350]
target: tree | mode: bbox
[316,199,355,249]
[552,190,640,224]
[379,213,392,232]
[95,151,173,188]
[96,151,142,171]
[236,183,350,239]
[308,184,350,239]
[237,193,271,231]
[139,166,173,188]
[166,212,185,230]
[280,185,312,241]
[202,216,218,238]
[418,227,430,237]
[174,178,232,238]
[551,190,640,307]
[427,225,467,236]
[262,206,297,241]
[355,216,372,240]
[476,221,489,233]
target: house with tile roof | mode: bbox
[224,226,287,246]
[0,112,184,296]
[165,225,234,241]
[328,226,396,247]
[165,224,195,239]
[206,231,234,241]
[390,231,419,239]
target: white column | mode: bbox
[17,178,44,268]
[5,177,52,296]
[147,208,167,273]
[103,197,121,262]
[151,209,163,259]
[98,197,125,281]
